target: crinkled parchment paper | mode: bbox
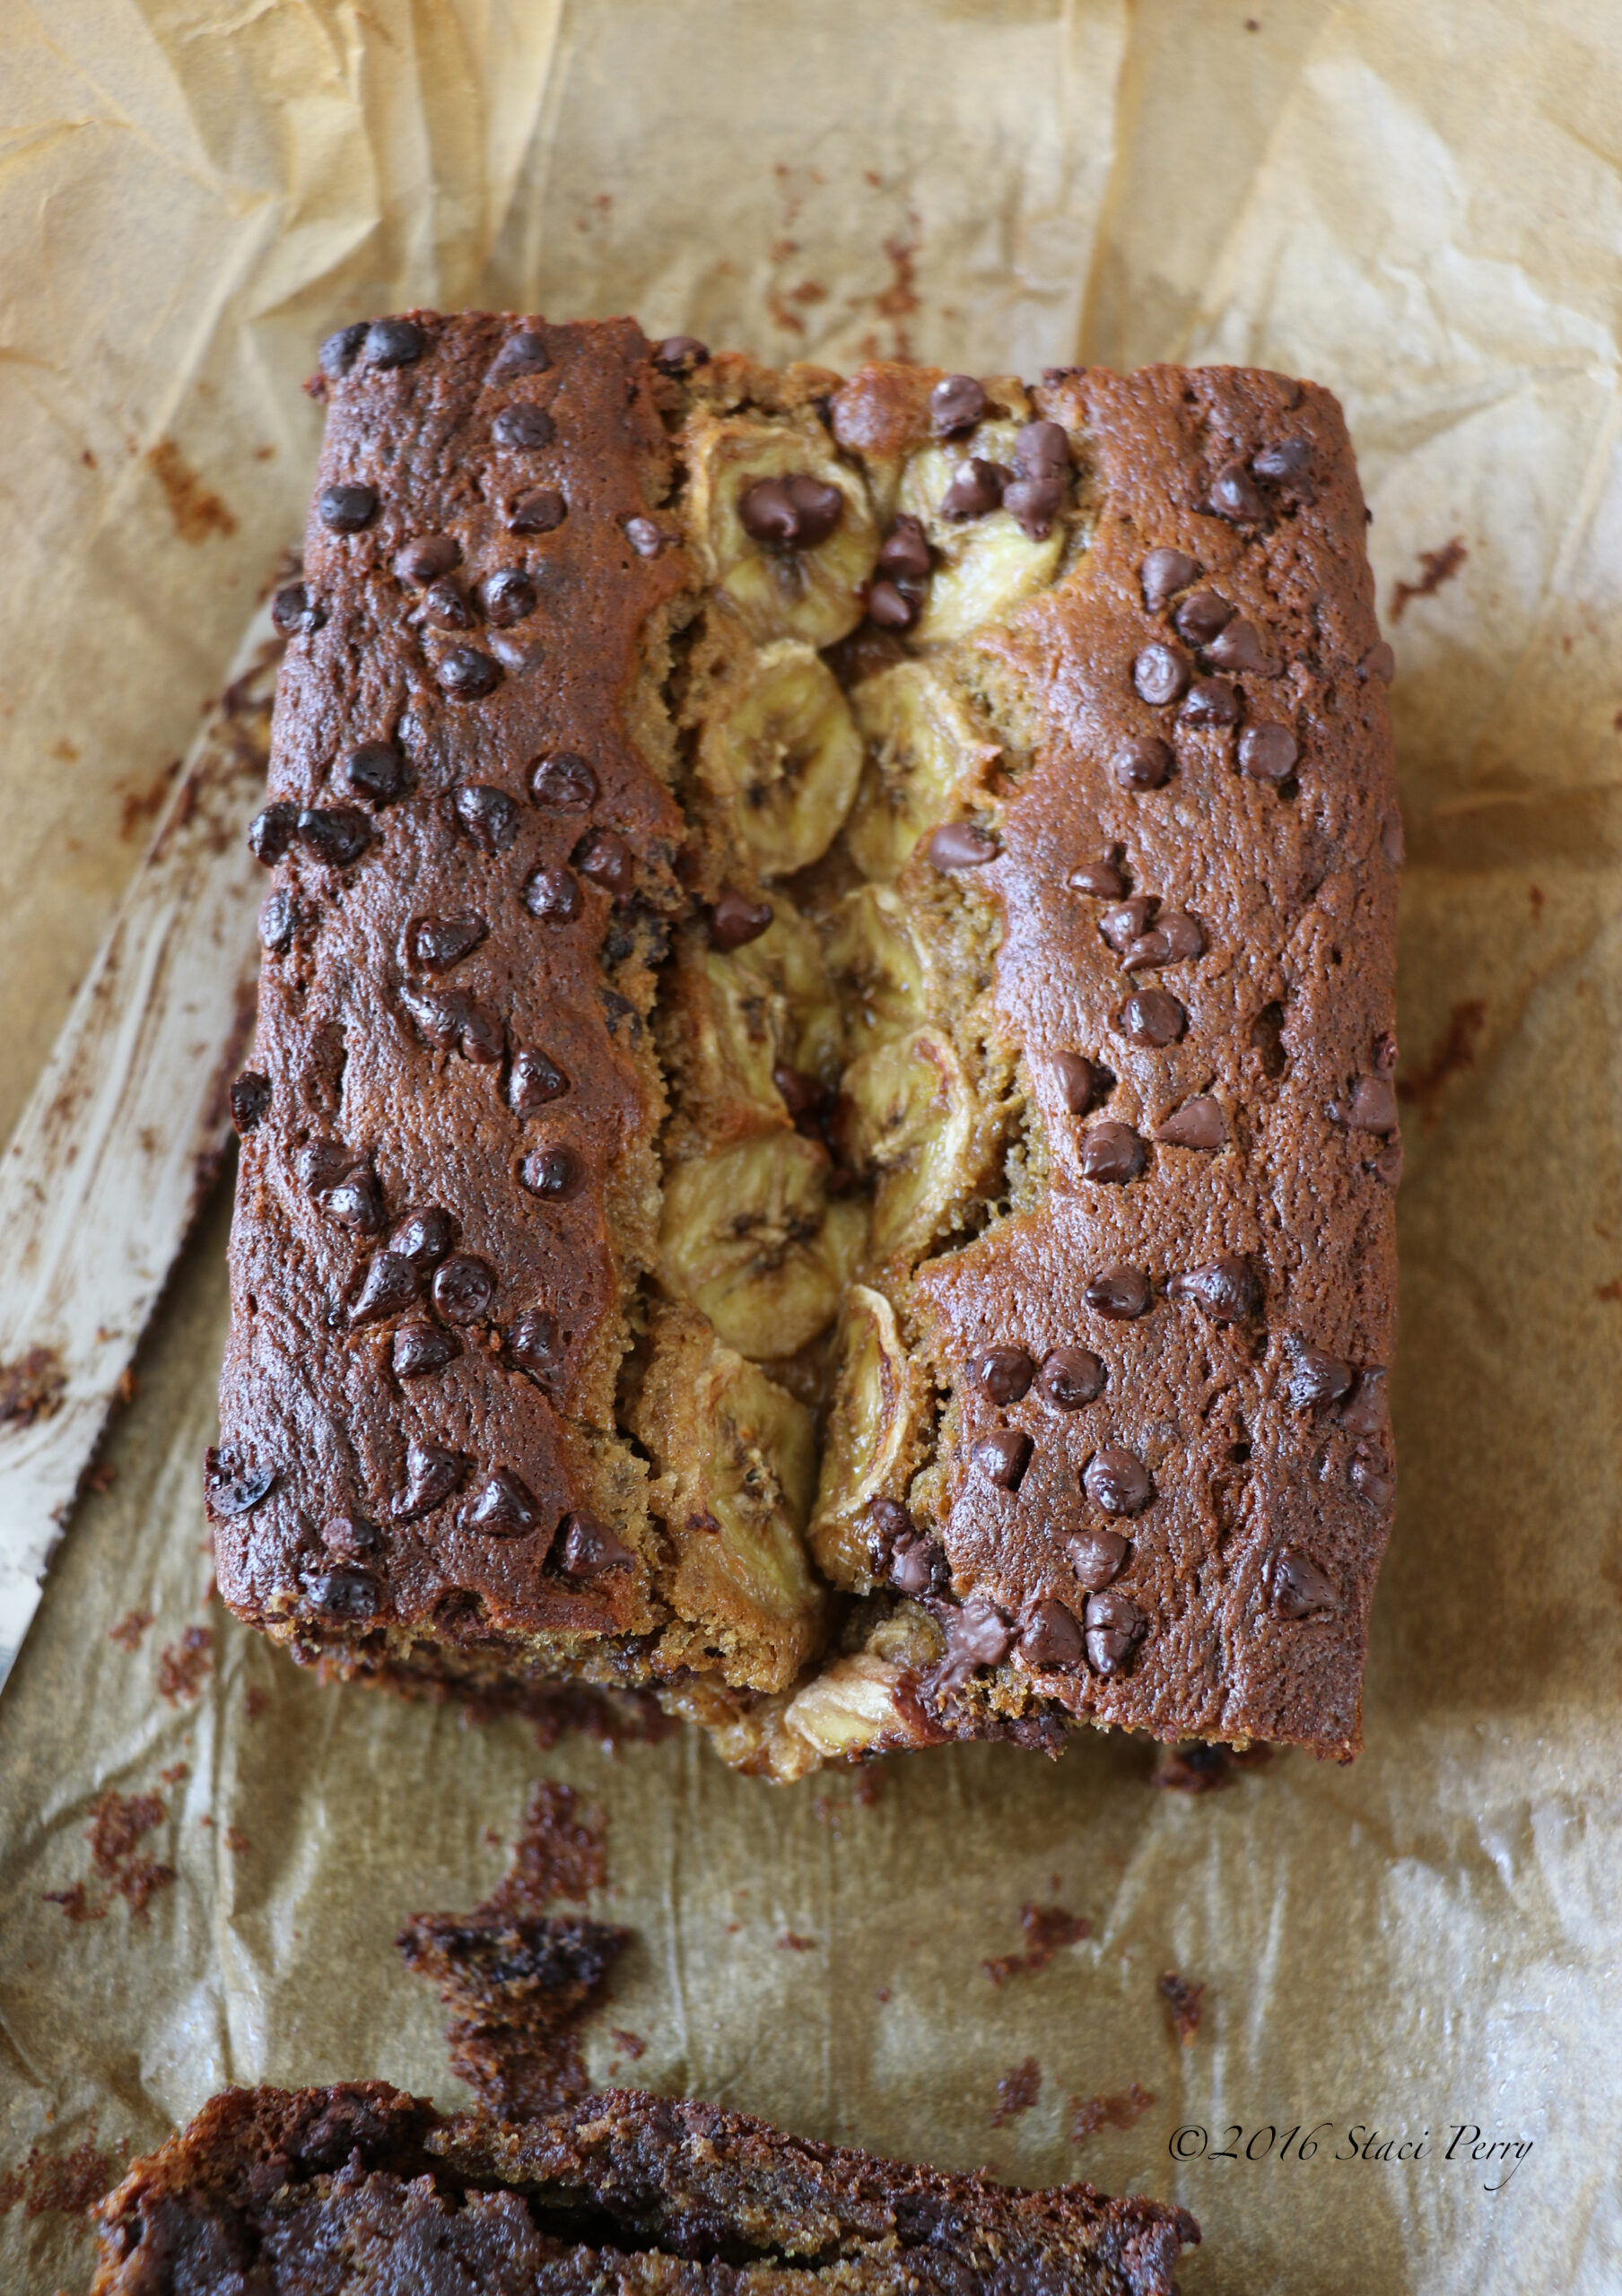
[4,4,1622,2290]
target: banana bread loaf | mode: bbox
[212,314,1399,1770]
[91,2081,1200,2296]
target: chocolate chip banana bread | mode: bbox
[92,2082,1199,2296]
[212,314,1398,1772]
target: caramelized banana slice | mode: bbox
[899,421,1066,645]
[825,884,932,1045]
[686,412,880,647]
[840,1026,982,1262]
[702,639,864,876]
[845,661,1002,883]
[809,1283,931,1587]
[660,1133,849,1357]
[675,900,843,1142]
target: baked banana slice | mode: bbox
[809,1283,932,1587]
[840,1025,982,1263]
[674,900,843,1143]
[899,420,1066,646]
[845,661,1002,883]
[824,883,933,1045]
[659,1132,863,1358]
[685,412,880,648]
[702,639,864,876]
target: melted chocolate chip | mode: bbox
[318,323,367,380]
[391,1322,460,1378]
[1362,640,1397,684]
[1019,1597,1084,1670]
[454,784,519,852]
[508,487,566,535]
[301,1567,379,1620]
[1116,988,1185,1046]
[508,1047,569,1116]
[1003,469,1067,538]
[230,1072,271,1135]
[737,475,843,550]
[259,891,296,952]
[772,1064,824,1124]
[1168,1256,1261,1323]
[420,578,474,631]
[1085,1588,1145,1674]
[974,1429,1033,1492]
[1140,548,1199,609]
[297,1140,353,1193]
[1270,1545,1339,1619]
[970,1346,1035,1405]
[399,984,505,1064]
[1209,460,1269,521]
[522,865,581,922]
[464,1469,541,1538]
[432,1253,496,1324]
[393,1441,467,1521]
[889,1527,948,1597]
[248,804,299,865]
[526,755,595,813]
[323,1170,384,1234]
[1086,1266,1150,1320]
[272,582,325,637]
[1068,854,1126,898]
[1333,1074,1399,1134]
[1207,618,1277,674]
[1350,1446,1394,1507]
[344,741,406,804]
[435,648,501,700]
[939,1596,1015,1683]
[652,335,709,373]
[1238,722,1299,782]
[1084,1446,1152,1515]
[478,568,536,625]
[877,514,931,580]
[318,483,378,533]
[930,374,989,436]
[205,1449,275,1517]
[1285,1336,1354,1410]
[1252,437,1312,483]
[296,806,373,866]
[1155,1097,1226,1149]
[1113,737,1174,791]
[868,1494,914,1549]
[406,912,487,972]
[1100,896,1155,954]
[1053,1051,1103,1115]
[1077,1121,1147,1182]
[365,317,426,369]
[320,1514,378,1561]
[493,404,555,449]
[394,534,459,586]
[519,1146,580,1199]
[487,331,551,382]
[1121,912,1204,970]
[867,577,923,631]
[1173,590,1234,647]
[1068,1526,1129,1592]
[1337,1367,1390,1439]
[1181,675,1240,727]
[939,457,1009,520]
[710,889,773,949]
[508,1308,564,1380]
[1040,1347,1104,1409]
[348,1252,421,1328]
[560,1511,633,1577]
[572,828,635,894]
[927,822,998,870]
[388,1206,457,1269]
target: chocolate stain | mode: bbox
[46,1790,176,1924]
[1397,997,1487,1130]
[983,1902,1090,1986]
[0,1345,66,1430]
[108,1609,154,1654]
[990,2057,1042,2126]
[1390,535,1465,622]
[0,2131,117,2222]
[145,439,238,543]
[1159,1970,1205,2044]
[155,1624,213,1704]
[1068,2083,1156,2146]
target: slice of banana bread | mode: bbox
[212,316,1398,1768]
[91,2082,1199,2296]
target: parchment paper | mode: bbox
[4,4,1622,2291]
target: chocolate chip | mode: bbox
[493,404,554,449]
[1173,591,1234,647]
[259,891,296,952]
[940,1595,1015,1682]
[1350,1446,1394,1507]
[737,475,843,550]
[939,457,1009,520]
[653,335,708,373]
[1086,1266,1150,1319]
[248,804,299,865]
[487,331,551,382]
[1084,1588,1145,1674]
[1068,1526,1128,1592]
[297,806,373,866]
[868,1495,915,1547]
[344,741,406,804]
[1333,1074,1399,1134]
[365,317,426,369]
[508,1308,563,1380]
[394,534,459,586]
[1140,548,1199,609]
[1100,896,1155,953]
[420,578,474,631]
[572,827,635,893]
[711,888,773,949]
[780,1065,825,1119]
[1285,1335,1354,1410]
[1116,988,1185,1046]
[1077,1121,1147,1182]
[508,487,566,535]
[1053,1051,1103,1115]
[522,865,581,922]
[867,577,922,630]
[392,1322,460,1378]
[1270,1546,1339,1619]
[1209,460,1269,520]
[406,912,487,973]
[205,1448,275,1517]
[272,582,325,637]
[1207,618,1277,674]
[1121,912,1204,970]
[1067,854,1125,898]
[927,822,998,870]
[1155,1097,1226,1149]
[877,514,931,580]
[625,517,667,556]
[432,1253,495,1324]
[1235,724,1299,787]
[1133,642,1191,707]
[508,1047,569,1117]
[974,1429,1033,1491]
[930,374,988,436]
[388,1206,456,1269]
[301,1568,379,1620]
[1006,471,1070,538]
[1040,1347,1104,1409]
[1113,737,1174,791]
[318,323,367,380]
[519,1146,580,1198]
[464,1469,541,1538]
[1381,813,1405,867]
[1015,419,1069,476]
[1361,640,1397,684]
[1252,437,1312,483]
[296,1139,353,1193]
[1018,1597,1085,1670]
[518,761,595,823]
[1337,1367,1390,1438]
[394,1441,467,1521]
[436,648,501,700]
[399,984,504,1064]
[323,1169,384,1234]
[230,1072,271,1135]
[349,1253,421,1327]
[1168,1256,1261,1322]
[889,1527,948,1597]
[970,1346,1035,1405]
[1181,675,1240,727]
[318,483,378,533]
[560,1511,633,1577]
[320,1514,378,1561]
[1084,1447,1152,1515]
[477,569,536,626]
[454,784,519,852]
